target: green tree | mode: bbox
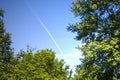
[13,49,70,80]
[68,0,120,79]
[0,9,13,63]
[0,9,15,79]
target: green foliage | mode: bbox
[0,9,15,80]
[0,9,13,63]
[13,49,70,80]
[68,0,120,79]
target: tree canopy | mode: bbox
[0,9,15,79]
[68,0,120,79]
[13,49,70,80]
[0,9,13,63]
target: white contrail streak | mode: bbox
[37,19,63,54]
[25,1,63,54]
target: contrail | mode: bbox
[25,1,63,54]
[37,18,64,54]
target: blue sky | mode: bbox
[0,0,82,72]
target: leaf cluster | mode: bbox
[68,0,120,79]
